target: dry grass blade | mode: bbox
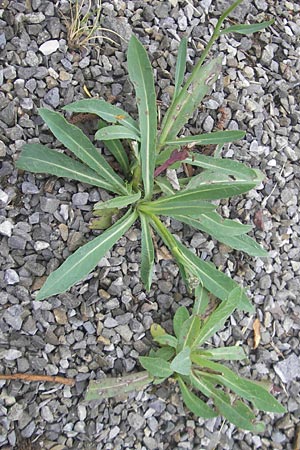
[64,0,122,50]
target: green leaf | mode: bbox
[38,108,128,195]
[89,209,118,230]
[190,373,265,432]
[159,57,222,146]
[196,346,246,361]
[191,287,243,348]
[98,119,130,176]
[150,323,167,339]
[63,98,140,135]
[220,20,274,36]
[173,37,187,100]
[175,212,252,238]
[193,284,210,315]
[193,357,286,414]
[85,371,153,401]
[139,356,174,378]
[173,306,190,338]
[177,376,217,418]
[16,144,116,192]
[166,130,245,146]
[140,213,155,291]
[154,177,175,196]
[154,334,178,348]
[94,192,141,211]
[140,197,215,218]
[95,125,141,142]
[149,346,175,361]
[174,242,253,313]
[184,154,260,182]
[215,233,268,257]
[35,209,138,300]
[183,316,202,349]
[127,34,157,200]
[170,347,191,375]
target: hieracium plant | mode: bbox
[16,0,284,429]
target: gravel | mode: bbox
[0,0,299,449]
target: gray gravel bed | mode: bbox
[0,0,300,449]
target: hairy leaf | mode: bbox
[166,130,245,146]
[177,376,217,418]
[140,213,155,291]
[173,37,187,100]
[98,119,130,176]
[139,356,173,378]
[173,306,190,338]
[170,347,191,375]
[196,346,246,361]
[94,192,141,211]
[95,125,140,142]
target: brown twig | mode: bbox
[0,373,75,386]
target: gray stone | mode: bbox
[47,17,61,38]
[0,349,22,361]
[40,197,60,213]
[6,125,24,141]
[143,437,158,450]
[8,235,27,250]
[143,5,155,21]
[25,50,39,67]
[21,181,39,194]
[0,220,13,237]
[115,325,133,342]
[0,33,6,50]
[128,412,145,430]
[20,98,34,112]
[79,57,90,69]
[5,269,19,285]
[72,192,89,206]
[67,231,84,252]
[274,354,300,383]
[41,405,54,422]
[0,141,6,157]
[33,241,50,251]
[104,317,118,328]
[24,261,45,276]
[155,2,170,19]
[261,44,275,65]
[25,12,46,23]
[83,321,96,334]
[39,39,59,55]
[0,102,15,126]
[259,274,272,290]
[44,87,60,108]
[203,115,214,132]
[254,0,268,10]
[158,280,173,294]
[3,305,23,330]
[3,66,17,80]
[108,277,124,296]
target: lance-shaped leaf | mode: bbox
[154,334,178,348]
[94,192,141,211]
[192,356,286,414]
[220,20,274,35]
[170,347,191,375]
[196,346,246,361]
[38,108,128,195]
[127,34,157,200]
[191,287,242,348]
[173,306,190,338]
[149,346,175,361]
[172,214,267,257]
[177,376,217,419]
[173,37,187,100]
[139,356,174,378]
[16,144,115,192]
[182,316,202,349]
[184,154,261,182]
[98,119,130,175]
[166,130,245,146]
[63,98,140,135]
[95,125,141,142]
[190,373,265,432]
[159,57,222,146]
[85,371,153,401]
[193,284,210,315]
[175,212,252,238]
[35,209,138,300]
[140,213,155,291]
[139,198,216,218]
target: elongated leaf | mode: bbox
[36,210,138,300]
[193,357,285,413]
[159,57,222,146]
[184,154,260,181]
[191,287,242,348]
[39,108,128,195]
[173,306,190,338]
[127,35,157,200]
[175,212,252,238]
[220,20,274,35]
[95,125,141,142]
[177,376,217,418]
[154,334,178,348]
[173,38,187,100]
[177,316,195,352]
[196,346,246,361]
[85,371,153,401]
[63,98,140,135]
[140,198,216,218]
[193,284,210,315]
[166,130,245,146]
[149,346,175,361]
[139,356,173,378]
[183,316,202,349]
[94,192,141,211]
[98,119,130,175]
[154,177,175,196]
[16,144,115,192]
[173,214,267,257]
[170,347,191,375]
[191,373,265,432]
[140,213,155,291]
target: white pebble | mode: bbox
[39,40,59,56]
[34,241,50,251]
[0,220,13,237]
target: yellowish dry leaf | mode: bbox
[253,318,261,349]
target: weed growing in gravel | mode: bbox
[86,286,285,431]
[17,1,272,306]
[64,0,120,49]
